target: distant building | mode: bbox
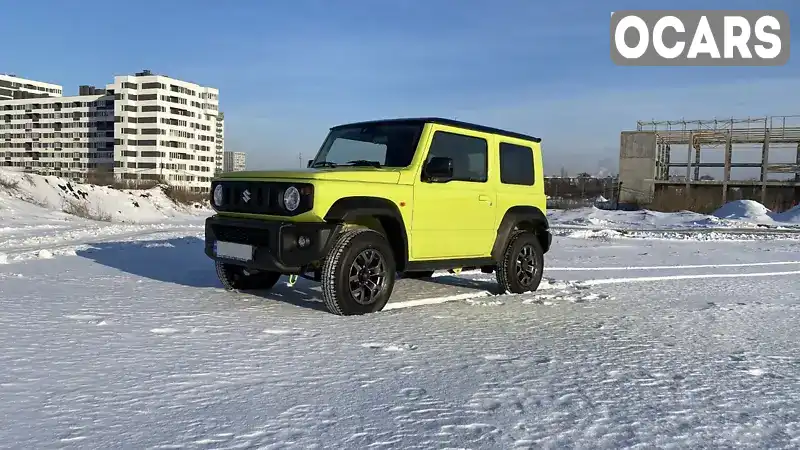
[1,89,117,182]
[0,70,222,192]
[223,151,246,172]
[0,74,62,100]
[215,112,224,175]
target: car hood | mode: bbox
[216,167,402,184]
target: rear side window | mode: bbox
[499,142,535,185]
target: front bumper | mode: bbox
[204,215,340,273]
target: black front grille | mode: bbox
[212,180,313,216]
[215,180,274,214]
[212,224,270,246]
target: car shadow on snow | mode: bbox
[76,236,500,312]
[75,236,329,312]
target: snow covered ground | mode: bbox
[2,232,799,448]
[1,171,799,448]
[0,169,209,263]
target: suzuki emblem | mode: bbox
[242,189,251,203]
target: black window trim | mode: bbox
[333,117,541,143]
[424,129,489,184]
[498,140,535,186]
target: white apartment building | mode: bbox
[108,70,220,191]
[223,151,246,172]
[215,111,225,174]
[1,92,116,180]
[0,70,222,192]
[0,74,62,100]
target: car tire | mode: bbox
[321,228,396,315]
[496,230,544,294]
[402,270,435,279]
[216,261,282,290]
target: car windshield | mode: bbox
[311,122,423,168]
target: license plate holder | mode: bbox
[214,240,254,262]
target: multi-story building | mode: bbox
[0,70,221,192]
[223,151,246,172]
[1,91,116,180]
[0,74,62,100]
[108,70,220,192]
[215,111,225,175]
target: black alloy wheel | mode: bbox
[515,243,538,288]
[496,230,544,294]
[348,248,388,305]
[321,228,397,315]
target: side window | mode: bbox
[499,142,534,185]
[425,131,487,182]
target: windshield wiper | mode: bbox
[345,160,381,168]
[311,161,338,168]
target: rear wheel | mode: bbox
[215,262,282,290]
[321,228,396,315]
[496,230,544,294]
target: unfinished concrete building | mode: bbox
[619,116,800,211]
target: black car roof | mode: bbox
[331,117,541,143]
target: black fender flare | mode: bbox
[491,206,551,259]
[323,196,409,269]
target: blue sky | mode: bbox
[2,0,799,175]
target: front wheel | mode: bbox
[216,262,282,291]
[320,228,396,315]
[496,230,544,294]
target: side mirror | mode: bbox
[307,159,313,168]
[424,156,453,181]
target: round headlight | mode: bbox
[213,184,224,207]
[283,186,300,211]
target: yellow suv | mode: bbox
[205,117,551,315]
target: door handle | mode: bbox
[478,194,490,202]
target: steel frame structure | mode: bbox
[635,116,800,203]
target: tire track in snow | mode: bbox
[547,260,800,271]
[396,267,800,308]
[384,292,496,311]
[0,226,203,264]
[578,269,800,286]
[550,225,800,234]
[0,222,202,249]
[384,275,611,311]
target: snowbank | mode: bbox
[711,200,774,224]
[773,204,800,223]
[549,200,800,230]
[711,200,800,225]
[547,207,720,230]
[0,169,210,224]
